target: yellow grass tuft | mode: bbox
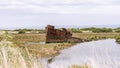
[0,40,44,68]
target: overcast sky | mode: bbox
[0,0,120,29]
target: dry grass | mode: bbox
[0,32,119,68]
[73,33,119,40]
[0,40,91,68]
[12,34,45,44]
[69,64,92,68]
[11,33,120,57]
[21,43,72,57]
[12,33,120,44]
[0,40,44,68]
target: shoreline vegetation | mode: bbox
[0,27,120,68]
[0,32,92,68]
[11,33,120,57]
[1,27,120,57]
[0,34,44,68]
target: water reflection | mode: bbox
[48,39,120,68]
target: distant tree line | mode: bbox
[69,27,120,33]
[3,27,120,34]
[114,27,120,32]
[80,27,112,33]
[14,29,45,34]
[15,27,120,33]
[70,28,82,33]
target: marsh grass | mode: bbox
[0,40,91,68]
[12,33,119,45]
[73,33,119,41]
[115,34,120,43]
[21,43,72,57]
[11,33,120,57]
[0,40,44,68]
[0,32,117,68]
[69,64,91,68]
[12,34,45,44]
[0,31,97,68]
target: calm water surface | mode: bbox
[43,39,120,68]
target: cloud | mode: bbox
[0,0,120,28]
[0,0,120,15]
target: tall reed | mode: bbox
[0,33,43,68]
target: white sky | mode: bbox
[0,0,120,29]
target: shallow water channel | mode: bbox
[42,39,120,68]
